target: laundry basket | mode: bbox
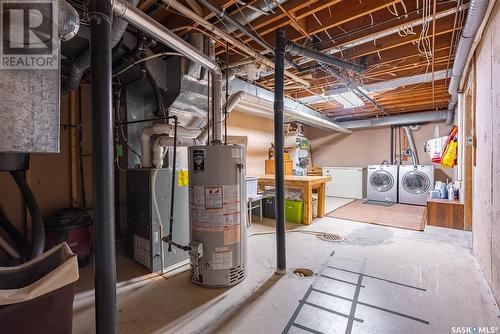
[0,243,79,334]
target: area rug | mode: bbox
[327,199,427,231]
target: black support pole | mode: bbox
[89,0,117,333]
[274,29,286,274]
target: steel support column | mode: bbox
[89,0,117,332]
[274,29,286,274]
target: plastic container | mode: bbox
[263,196,276,219]
[285,200,304,224]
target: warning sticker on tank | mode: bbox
[191,208,225,228]
[205,186,223,209]
[178,170,188,187]
[190,186,205,208]
[223,225,240,245]
[212,250,233,270]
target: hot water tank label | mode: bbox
[190,186,205,208]
[191,184,241,230]
[205,186,223,209]
[212,250,233,270]
[222,184,240,203]
[191,208,224,228]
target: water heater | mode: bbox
[188,144,247,287]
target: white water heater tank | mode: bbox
[188,144,247,287]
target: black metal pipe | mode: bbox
[89,0,117,332]
[285,41,365,73]
[167,116,178,252]
[10,171,44,259]
[274,29,286,274]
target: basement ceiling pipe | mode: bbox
[161,0,310,87]
[285,41,365,73]
[113,0,223,143]
[64,0,139,92]
[222,0,287,34]
[197,0,272,53]
[402,126,419,165]
[446,0,490,125]
[338,110,447,129]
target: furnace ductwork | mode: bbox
[64,0,139,92]
[446,0,490,125]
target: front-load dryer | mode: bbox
[366,165,398,203]
[398,165,434,206]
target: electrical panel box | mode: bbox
[127,168,190,273]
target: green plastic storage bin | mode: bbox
[285,200,304,224]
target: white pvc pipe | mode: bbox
[153,137,199,167]
[141,123,194,168]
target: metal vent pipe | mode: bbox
[446,0,490,125]
[402,126,419,165]
[285,41,365,73]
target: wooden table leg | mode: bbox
[317,182,326,218]
[303,183,313,225]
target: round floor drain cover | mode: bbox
[293,268,314,277]
[316,232,344,242]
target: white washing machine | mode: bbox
[367,165,398,203]
[398,165,434,206]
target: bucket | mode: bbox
[45,208,93,267]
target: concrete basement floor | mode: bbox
[73,198,500,334]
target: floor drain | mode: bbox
[316,232,344,242]
[293,268,314,277]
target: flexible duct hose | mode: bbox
[63,0,139,93]
[10,171,45,259]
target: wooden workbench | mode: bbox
[255,175,331,225]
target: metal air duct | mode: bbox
[338,110,447,129]
[221,0,287,34]
[64,0,139,92]
[285,41,365,73]
[403,126,419,165]
[446,0,490,125]
[113,0,224,142]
